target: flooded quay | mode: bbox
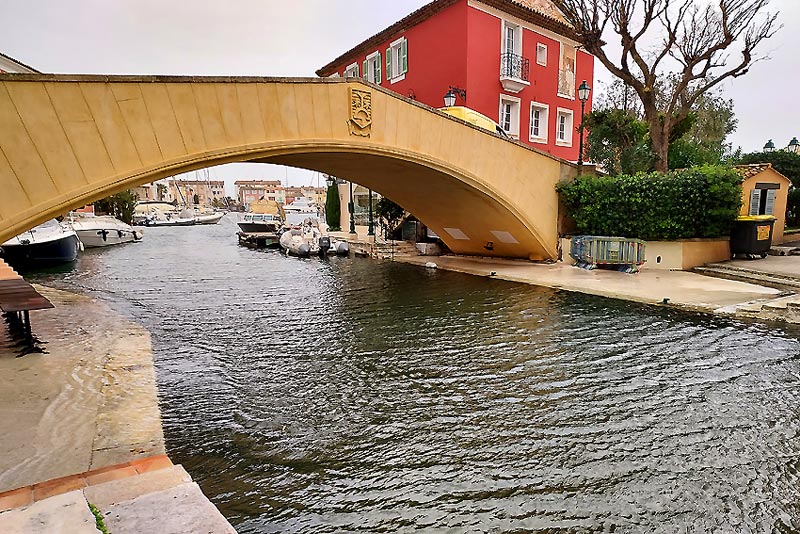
[22,215,800,533]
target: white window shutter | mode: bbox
[765,189,776,215]
[749,189,761,215]
[386,47,392,79]
[400,39,408,74]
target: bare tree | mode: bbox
[553,0,779,172]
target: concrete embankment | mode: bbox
[0,286,165,492]
[0,286,235,533]
[391,254,800,324]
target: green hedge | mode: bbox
[556,165,742,240]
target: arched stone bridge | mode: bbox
[0,75,576,260]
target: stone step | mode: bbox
[694,265,800,291]
[0,459,236,534]
[719,294,800,323]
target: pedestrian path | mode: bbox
[0,455,235,534]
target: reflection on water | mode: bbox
[30,215,800,532]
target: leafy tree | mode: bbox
[325,180,341,231]
[589,84,738,172]
[585,109,652,175]
[375,198,404,233]
[553,0,779,171]
[94,190,138,224]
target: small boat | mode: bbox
[134,201,224,226]
[68,213,143,247]
[279,225,319,257]
[194,211,225,225]
[0,219,81,268]
[237,212,283,234]
[145,208,197,227]
[279,221,350,258]
[326,237,350,256]
[237,199,285,248]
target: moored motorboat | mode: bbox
[68,213,142,247]
[0,220,81,268]
[237,200,285,248]
[279,225,319,257]
[278,221,350,258]
[194,211,225,225]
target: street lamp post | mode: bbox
[788,137,800,154]
[348,181,356,234]
[764,139,776,152]
[368,189,375,236]
[577,80,591,175]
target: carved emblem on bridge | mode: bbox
[348,88,372,137]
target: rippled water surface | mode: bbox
[31,216,800,532]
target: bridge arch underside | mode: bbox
[2,143,554,260]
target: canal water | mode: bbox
[28,215,800,532]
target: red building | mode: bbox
[316,0,593,161]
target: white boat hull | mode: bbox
[70,216,142,247]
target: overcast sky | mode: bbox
[4,0,798,192]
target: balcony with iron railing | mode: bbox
[499,52,530,93]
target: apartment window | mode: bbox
[536,43,547,66]
[344,62,360,78]
[499,95,521,138]
[503,21,521,55]
[529,102,549,142]
[556,108,573,146]
[363,52,382,84]
[386,37,408,83]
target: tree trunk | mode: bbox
[648,118,670,173]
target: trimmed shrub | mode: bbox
[557,165,742,240]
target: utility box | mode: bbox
[570,236,646,273]
[730,215,775,258]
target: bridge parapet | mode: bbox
[0,74,576,259]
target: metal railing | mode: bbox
[500,52,530,81]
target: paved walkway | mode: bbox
[397,255,782,314]
[0,287,235,532]
[0,456,235,533]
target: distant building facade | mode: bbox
[169,180,225,206]
[235,180,284,207]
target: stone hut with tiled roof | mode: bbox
[735,163,792,244]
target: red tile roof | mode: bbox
[316,0,575,77]
[735,163,777,180]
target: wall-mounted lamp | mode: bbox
[443,86,467,107]
[484,241,494,251]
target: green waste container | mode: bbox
[730,215,775,258]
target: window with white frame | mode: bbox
[536,43,547,66]
[529,102,549,142]
[502,21,521,55]
[499,95,521,138]
[363,52,382,84]
[386,37,408,83]
[343,63,360,78]
[556,108,573,146]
